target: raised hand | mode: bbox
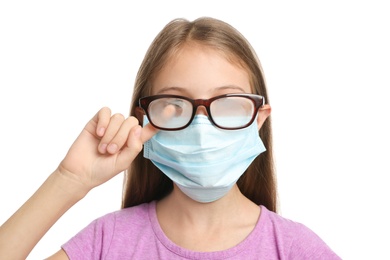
[59,107,158,192]
[0,107,158,259]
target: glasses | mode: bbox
[138,93,265,131]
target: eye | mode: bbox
[167,99,185,108]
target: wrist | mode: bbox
[51,166,91,202]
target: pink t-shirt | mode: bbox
[62,201,340,259]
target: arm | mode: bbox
[0,169,86,260]
[0,107,157,259]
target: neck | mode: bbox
[155,184,261,251]
[157,183,258,229]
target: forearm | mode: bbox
[0,169,89,259]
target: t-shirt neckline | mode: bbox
[148,200,267,259]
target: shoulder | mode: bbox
[261,206,311,235]
[259,206,341,259]
[82,201,151,231]
[107,201,150,225]
[62,202,154,259]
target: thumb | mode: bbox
[115,123,158,171]
[141,123,159,143]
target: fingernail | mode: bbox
[107,143,118,153]
[97,127,105,136]
[99,143,107,153]
[134,127,141,137]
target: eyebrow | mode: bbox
[155,85,247,94]
[214,85,247,93]
[155,86,187,94]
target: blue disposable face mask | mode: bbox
[143,115,266,203]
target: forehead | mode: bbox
[151,44,252,96]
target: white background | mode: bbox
[1,1,389,259]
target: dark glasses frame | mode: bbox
[137,93,265,131]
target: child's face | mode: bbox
[151,44,252,105]
[147,43,270,132]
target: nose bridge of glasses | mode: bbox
[193,99,210,116]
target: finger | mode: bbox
[83,107,111,137]
[106,116,139,154]
[115,125,143,171]
[140,123,159,143]
[137,104,175,143]
[98,113,125,154]
[95,107,112,137]
[149,104,177,128]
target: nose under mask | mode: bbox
[143,115,266,203]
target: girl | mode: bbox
[0,17,340,259]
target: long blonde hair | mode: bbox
[122,17,277,212]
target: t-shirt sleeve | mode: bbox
[288,222,341,260]
[61,213,116,260]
